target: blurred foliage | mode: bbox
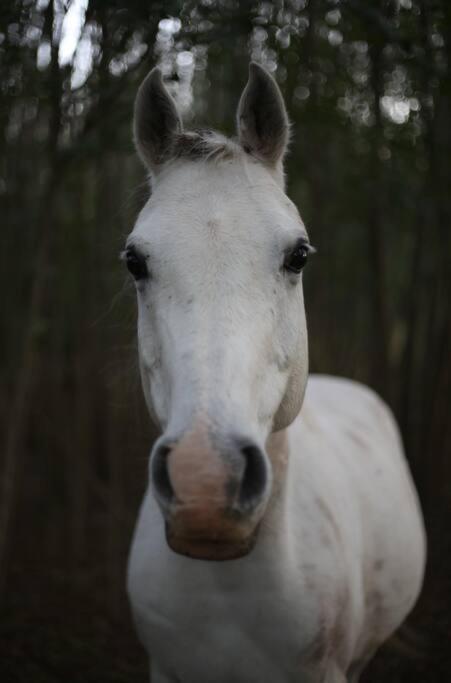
[0,1,450,681]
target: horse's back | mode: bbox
[290,374,426,659]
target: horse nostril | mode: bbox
[238,444,268,508]
[152,435,268,514]
[151,444,174,504]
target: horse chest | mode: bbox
[128,494,351,682]
[133,577,327,683]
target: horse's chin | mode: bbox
[165,526,259,561]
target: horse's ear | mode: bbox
[237,63,289,166]
[133,67,182,172]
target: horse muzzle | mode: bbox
[150,423,270,560]
[165,509,260,561]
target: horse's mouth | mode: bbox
[165,525,258,561]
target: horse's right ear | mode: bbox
[133,67,182,173]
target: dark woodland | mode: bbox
[0,1,450,681]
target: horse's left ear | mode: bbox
[237,62,289,166]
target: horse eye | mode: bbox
[284,243,311,274]
[124,248,148,281]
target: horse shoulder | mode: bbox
[286,374,426,661]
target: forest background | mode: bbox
[1,1,450,681]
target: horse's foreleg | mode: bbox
[324,663,347,683]
[346,642,380,683]
[150,663,175,683]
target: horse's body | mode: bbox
[125,64,425,682]
[129,376,424,682]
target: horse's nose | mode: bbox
[151,431,269,516]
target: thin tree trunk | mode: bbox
[368,38,390,401]
[0,0,62,600]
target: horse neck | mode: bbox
[263,429,292,523]
[266,429,290,495]
[248,428,294,557]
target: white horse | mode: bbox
[125,63,426,683]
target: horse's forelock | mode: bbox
[172,129,241,163]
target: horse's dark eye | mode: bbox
[125,248,148,280]
[284,243,310,274]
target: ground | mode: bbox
[1,527,450,682]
